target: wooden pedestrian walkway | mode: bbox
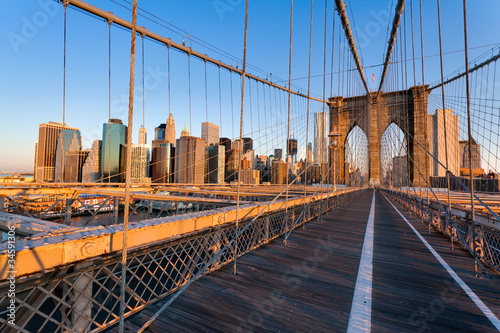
[111,189,500,332]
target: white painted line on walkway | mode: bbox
[381,191,500,331]
[347,189,375,333]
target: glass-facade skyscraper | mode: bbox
[101,119,127,183]
[54,129,81,182]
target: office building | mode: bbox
[154,124,166,141]
[231,139,241,150]
[460,138,481,170]
[428,109,459,177]
[35,122,80,182]
[271,160,287,185]
[63,133,87,183]
[139,126,147,145]
[180,123,190,137]
[314,111,328,164]
[219,137,231,154]
[226,148,240,183]
[243,137,253,153]
[54,130,82,182]
[175,136,205,184]
[151,141,175,183]
[206,145,225,183]
[241,156,251,170]
[274,148,283,161]
[243,150,256,169]
[202,122,219,146]
[131,144,150,182]
[166,112,176,145]
[81,140,102,183]
[101,119,127,183]
[240,169,260,185]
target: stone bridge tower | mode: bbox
[329,85,431,187]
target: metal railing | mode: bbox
[0,189,361,332]
[382,188,500,273]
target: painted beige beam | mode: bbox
[0,212,79,236]
[0,189,355,280]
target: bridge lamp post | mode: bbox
[329,130,340,188]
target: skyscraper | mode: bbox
[428,109,459,177]
[175,136,205,184]
[63,133,87,182]
[314,111,328,164]
[242,137,253,153]
[240,169,260,185]
[154,124,166,140]
[274,148,283,161]
[54,130,82,182]
[226,148,240,182]
[101,119,127,183]
[201,122,219,146]
[35,122,80,182]
[271,160,287,185]
[151,142,175,183]
[180,123,190,138]
[82,140,102,183]
[205,145,225,183]
[139,126,147,145]
[460,138,481,170]
[166,112,176,146]
[131,144,151,182]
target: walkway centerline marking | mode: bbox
[347,189,375,333]
[381,191,500,331]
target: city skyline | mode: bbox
[2,0,499,172]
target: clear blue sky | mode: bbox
[1,0,499,172]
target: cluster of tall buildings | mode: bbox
[34,112,328,185]
[386,108,483,185]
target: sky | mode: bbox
[0,0,499,172]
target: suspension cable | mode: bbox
[462,0,477,276]
[284,0,293,244]
[305,0,314,205]
[119,1,137,331]
[234,0,249,275]
[437,0,452,225]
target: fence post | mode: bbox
[65,198,73,225]
[113,196,119,224]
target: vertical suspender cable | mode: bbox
[166,45,171,183]
[188,55,192,134]
[234,0,249,274]
[462,0,476,277]
[321,0,327,214]
[419,0,430,216]
[205,60,208,122]
[437,0,452,221]
[168,46,171,114]
[119,0,137,332]
[108,17,112,184]
[230,72,234,139]
[305,0,314,208]
[219,66,222,135]
[142,34,145,128]
[330,2,336,188]
[61,2,68,183]
[284,0,293,244]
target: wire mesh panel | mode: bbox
[384,189,500,273]
[0,190,360,332]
